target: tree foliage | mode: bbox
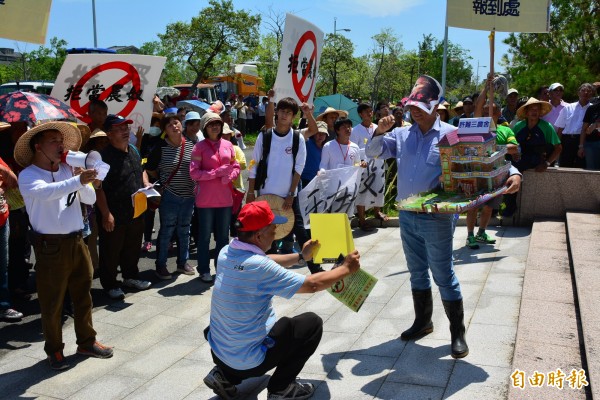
[501,0,599,99]
[0,37,67,84]
[317,33,356,95]
[157,0,260,94]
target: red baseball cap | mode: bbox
[237,201,287,231]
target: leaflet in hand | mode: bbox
[131,186,161,218]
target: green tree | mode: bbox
[2,37,68,83]
[317,33,356,95]
[157,0,260,96]
[253,33,280,91]
[502,0,599,98]
[370,28,404,103]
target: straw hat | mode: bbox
[14,121,82,168]
[316,121,328,134]
[256,194,295,240]
[516,97,552,120]
[222,123,234,135]
[316,107,348,122]
[0,122,10,132]
[453,101,464,112]
[81,128,108,147]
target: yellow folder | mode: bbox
[310,213,354,264]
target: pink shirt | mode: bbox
[542,100,567,129]
[190,139,240,208]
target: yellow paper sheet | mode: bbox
[310,213,354,264]
[132,192,147,219]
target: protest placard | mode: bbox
[273,14,324,105]
[298,166,361,229]
[51,55,166,131]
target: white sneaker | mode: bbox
[107,288,125,300]
[123,279,151,290]
[200,273,214,283]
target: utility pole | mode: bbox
[92,0,98,47]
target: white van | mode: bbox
[0,81,54,95]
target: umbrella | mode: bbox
[313,94,360,126]
[176,100,211,116]
[0,91,82,124]
[156,87,181,98]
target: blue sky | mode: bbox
[0,0,511,77]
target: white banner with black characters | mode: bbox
[355,158,386,209]
[298,166,361,229]
[51,54,166,132]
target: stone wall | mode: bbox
[515,168,600,226]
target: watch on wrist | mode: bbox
[288,191,294,197]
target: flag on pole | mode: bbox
[0,0,53,44]
[447,0,551,33]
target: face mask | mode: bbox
[147,126,162,136]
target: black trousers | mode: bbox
[212,312,323,393]
[98,216,144,290]
[8,209,31,292]
[559,134,584,168]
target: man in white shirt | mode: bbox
[247,90,319,271]
[16,122,113,370]
[555,83,594,168]
[351,103,387,231]
[542,82,567,130]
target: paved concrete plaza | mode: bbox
[0,224,532,399]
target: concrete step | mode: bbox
[567,212,600,400]
[508,220,588,399]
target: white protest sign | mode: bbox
[356,159,386,209]
[273,13,324,105]
[51,54,166,131]
[298,166,361,229]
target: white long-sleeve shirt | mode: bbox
[19,163,95,234]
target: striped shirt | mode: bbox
[145,138,195,198]
[208,242,305,370]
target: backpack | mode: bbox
[254,128,301,190]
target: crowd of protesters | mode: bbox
[0,75,598,398]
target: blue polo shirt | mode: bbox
[208,243,305,370]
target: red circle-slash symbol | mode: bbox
[292,31,318,103]
[69,61,142,124]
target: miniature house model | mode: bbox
[437,117,510,196]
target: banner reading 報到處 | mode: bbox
[51,55,166,132]
[447,0,551,33]
[0,0,52,44]
[273,14,324,105]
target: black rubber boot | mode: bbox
[400,289,434,340]
[442,299,469,358]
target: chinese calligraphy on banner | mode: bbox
[51,55,166,131]
[298,166,361,229]
[273,13,324,105]
[0,0,52,44]
[447,0,551,33]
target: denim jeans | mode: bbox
[0,222,10,310]
[584,141,600,171]
[399,211,462,301]
[156,190,195,268]
[197,207,231,275]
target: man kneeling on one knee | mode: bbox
[203,201,361,400]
